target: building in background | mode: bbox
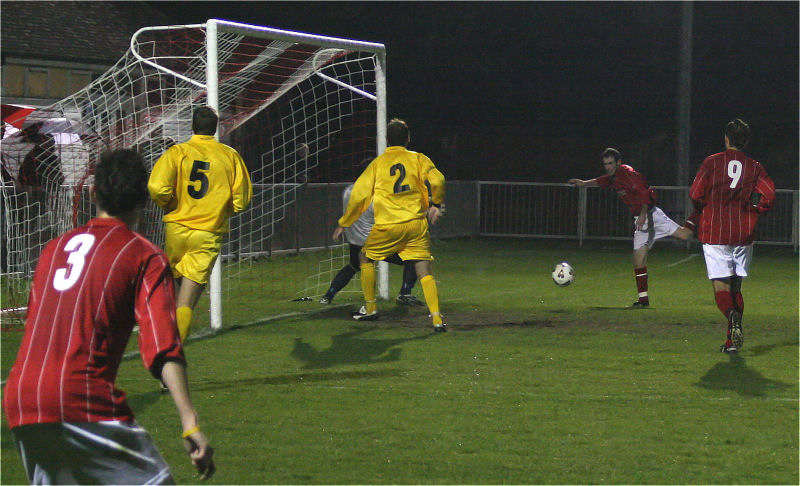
[1,1,171,107]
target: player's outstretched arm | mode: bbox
[161,361,216,480]
[567,178,598,187]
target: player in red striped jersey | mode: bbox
[3,149,214,483]
[569,148,694,307]
[689,119,775,353]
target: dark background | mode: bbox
[147,1,798,188]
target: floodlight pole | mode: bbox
[676,3,693,231]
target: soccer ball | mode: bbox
[551,262,574,286]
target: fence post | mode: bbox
[476,181,482,236]
[793,190,799,252]
[577,186,586,247]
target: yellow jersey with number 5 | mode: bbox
[148,134,252,233]
[339,146,445,227]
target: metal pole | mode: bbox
[578,186,587,248]
[375,53,389,300]
[677,3,693,221]
[207,20,223,331]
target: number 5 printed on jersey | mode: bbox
[53,234,96,291]
[188,160,210,198]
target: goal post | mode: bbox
[1,19,389,330]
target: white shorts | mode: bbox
[632,206,681,250]
[12,420,173,485]
[701,244,753,279]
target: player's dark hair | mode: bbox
[725,118,750,149]
[602,147,621,162]
[94,149,148,216]
[387,118,409,147]
[192,106,218,135]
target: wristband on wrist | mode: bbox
[182,425,200,438]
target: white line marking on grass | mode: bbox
[663,254,699,268]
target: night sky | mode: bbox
[148,1,798,188]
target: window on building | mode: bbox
[1,65,26,97]
[71,71,92,93]
[26,67,49,98]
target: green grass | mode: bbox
[2,238,797,484]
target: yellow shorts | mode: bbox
[363,218,433,262]
[164,222,222,284]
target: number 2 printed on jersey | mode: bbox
[390,163,411,193]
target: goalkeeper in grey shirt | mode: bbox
[320,184,421,305]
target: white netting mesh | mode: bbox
[1,22,382,327]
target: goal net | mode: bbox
[0,20,387,330]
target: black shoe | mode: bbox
[160,380,169,394]
[351,306,379,321]
[320,295,332,304]
[433,324,447,333]
[728,310,743,350]
[397,294,424,306]
[630,300,650,308]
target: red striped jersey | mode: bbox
[3,218,183,429]
[689,149,775,245]
[595,164,656,214]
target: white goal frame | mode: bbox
[130,19,389,329]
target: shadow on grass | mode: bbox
[591,305,649,311]
[695,354,792,397]
[291,325,433,369]
[192,368,405,392]
[746,340,799,357]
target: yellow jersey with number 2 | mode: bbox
[339,146,445,228]
[148,134,252,234]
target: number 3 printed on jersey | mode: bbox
[53,234,96,291]
[727,160,742,189]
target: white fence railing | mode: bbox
[477,182,798,249]
[1,182,797,281]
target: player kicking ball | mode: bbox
[569,148,695,308]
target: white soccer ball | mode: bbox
[551,262,574,286]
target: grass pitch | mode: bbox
[2,238,797,484]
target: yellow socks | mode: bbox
[360,262,377,313]
[176,306,193,342]
[420,275,442,325]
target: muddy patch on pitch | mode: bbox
[368,310,572,332]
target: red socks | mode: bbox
[634,266,649,304]
[732,292,744,314]
[715,290,744,318]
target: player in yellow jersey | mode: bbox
[333,119,447,332]
[148,106,252,343]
